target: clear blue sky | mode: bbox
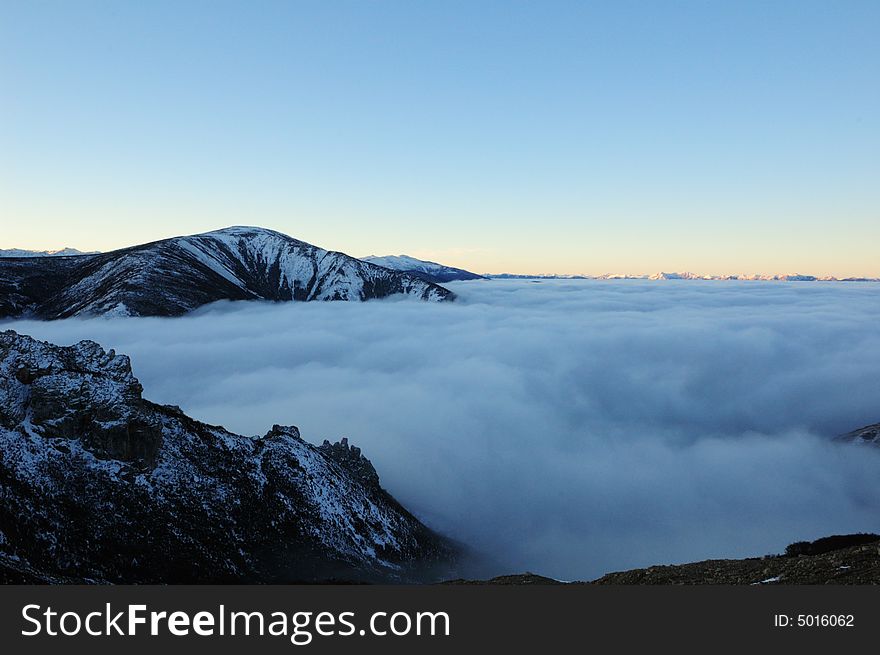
[2,0,878,275]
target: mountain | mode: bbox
[647,272,825,281]
[648,271,707,280]
[361,255,485,283]
[836,422,880,446]
[0,247,98,258]
[0,330,459,583]
[0,227,453,319]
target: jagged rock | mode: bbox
[0,226,453,319]
[319,437,380,489]
[0,331,458,583]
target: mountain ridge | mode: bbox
[361,254,485,283]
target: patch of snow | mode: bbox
[752,575,783,585]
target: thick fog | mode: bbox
[5,280,880,580]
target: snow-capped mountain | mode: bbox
[646,272,876,281]
[0,247,98,257]
[0,331,459,583]
[649,271,706,280]
[0,227,453,319]
[361,254,485,283]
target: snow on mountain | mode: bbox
[0,330,459,583]
[361,254,485,283]
[0,247,98,257]
[648,271,706,280]
[0,227,453,319]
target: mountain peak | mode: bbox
[196,225,293,238]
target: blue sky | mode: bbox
[2,1,878,275]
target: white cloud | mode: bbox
[5,280,880,580]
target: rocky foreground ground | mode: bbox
[445,534,880,585]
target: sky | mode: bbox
[6,279,880,579]
[1,1,878,276]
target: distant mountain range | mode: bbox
[487,272,880,282]
[0,247,98,257]
[361,254,485,283]
[0,331,459,583]
[0,227,453,319]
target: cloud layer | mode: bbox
[5,280,880,580]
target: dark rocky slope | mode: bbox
[592,534,880,585]
[0,227,452,319]
[444,534,880,585]
[0,331,458,583]
[836,422,880,446]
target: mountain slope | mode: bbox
[0,330,459,583]
[591,535,880,584]
[836,422,880,446]
[0,227,453,319]
[361,254,485,283]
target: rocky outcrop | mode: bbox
[836,422,880,446]
[0,331,458,583]
[0,227,453,319]
[319,437,381,490]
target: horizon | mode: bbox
[3,224,880,280]
[2,1,879,277]
[2,224,879,279]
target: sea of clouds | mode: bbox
[5,279,880,580]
